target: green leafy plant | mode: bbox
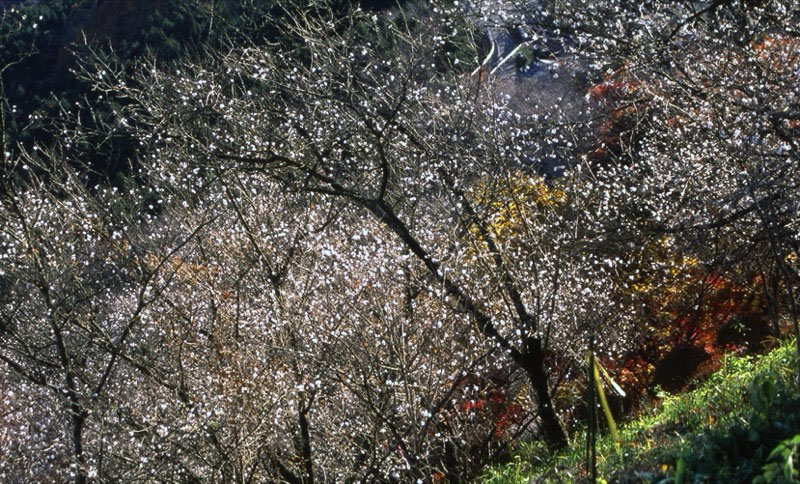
[749,373,779,425]
[755,434,800,484]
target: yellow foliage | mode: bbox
[628,236,698,300]
[471,171,567,246]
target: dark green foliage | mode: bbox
[0,1,269,172]
[1,0,70,145]
[0,0,426,176]
[756,434,800,483]
[670,373,800,482]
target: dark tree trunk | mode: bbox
[521,338,568,450]
[71,409,88,484]
[298,403,315,484]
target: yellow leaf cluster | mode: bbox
[628,236,698,299]
[472,171,567,245]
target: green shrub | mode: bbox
[756,434,800,483]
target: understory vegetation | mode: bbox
[482,338,800,482]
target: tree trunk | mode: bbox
[71,409,88,484]
[522,337,568,450]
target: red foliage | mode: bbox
[452,371,526,439]
[585,73,647,166]
[588,80,640,103]
[601,270,777,408]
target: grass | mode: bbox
[480,340,800,483]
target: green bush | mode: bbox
[756,434,800,483]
